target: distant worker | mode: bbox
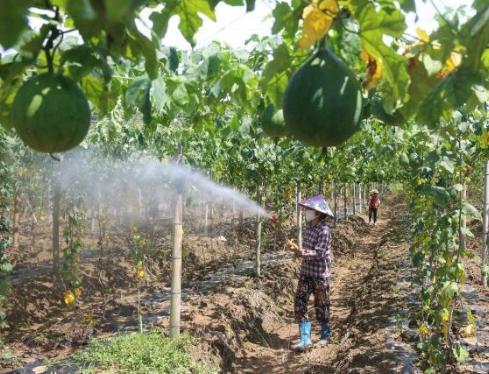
[368,189,380,225]
[286,195,334,351]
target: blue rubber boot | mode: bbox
[292,321,312,351]
[318,323,330,346]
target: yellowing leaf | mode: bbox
[298,0,338,49]
[479,130,489,148]
[419,323,430,338]
[442,321,449,340]
[463,324,476,338]
[318,0,338,14]
[436,51,463,79]
[64,290,75,305]
[361,50,383,90]
[135,268,145,281]
[415,27,430,43]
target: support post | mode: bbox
[296,181,302,250]
[170,145,184,337]
[482,161,489,287]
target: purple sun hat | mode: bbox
[298,194,334,217]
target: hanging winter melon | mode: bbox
[260,104,288,139]
[11,73,90,153]
[283,48,363,147]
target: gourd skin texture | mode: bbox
[261,104,288,139]
[283,49,363,147]
[12,74,90,153]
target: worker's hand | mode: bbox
[293,248,304,258]
[286,239,303,257]
[286,239,299,251]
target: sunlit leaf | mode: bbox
[298,0,338,49]
[415,27,430,43]
[436,51,463,79]
[104,0,134,23]
[0,0,30,49]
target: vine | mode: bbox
[62,208,84,306]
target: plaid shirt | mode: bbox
[300,219,333,279]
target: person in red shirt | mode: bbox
[368,189,380,225]
[286,194,334,351]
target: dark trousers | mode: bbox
[369,207,378,223]
[294,275,330,323]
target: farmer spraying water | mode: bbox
[286,194,334,351]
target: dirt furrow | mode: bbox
[227,205,409,374]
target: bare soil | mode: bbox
[2,194,489,373]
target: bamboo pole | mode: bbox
[358,184,362,214]
[170,192,183,337]
[170,146,184,338]
[204,202,209,235]
[330,180,334,205]
[296,182,302,250]
[11,186,21,251]
[255,184,263,277]
[482,161,489,287]
[52,181,61,280]
[333,180,337,227]
[352,183,356,215]
[343,184,347,219]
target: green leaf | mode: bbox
[452,343,469,364]
[126,21,159,80]
[125,75,152,124]
[151,77,169,115]
[440,281,458,306]
[169,47,179,72]
[438,158,455,173]
[460,227,474,239]
[104,0,134,22]
[353,1,406,38]
[422,185,450,208]
[462,202,482,221]
[352,1,409,103]
[80,74,110,114]
[272,2,299,37]
[245,0,256,11]
[18,24,51,60]
[167,79,190,107]
[177,0,216,45]
[417,64,485,127]
[150,11,172,38]
[398,0,416,12]
[465,4,489,72]
[61,46,112,82]
[222,0,243,5]
[66,0,100,39]
[260,43,290,107]
[0,0,31,48]
[400,57,439,119]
